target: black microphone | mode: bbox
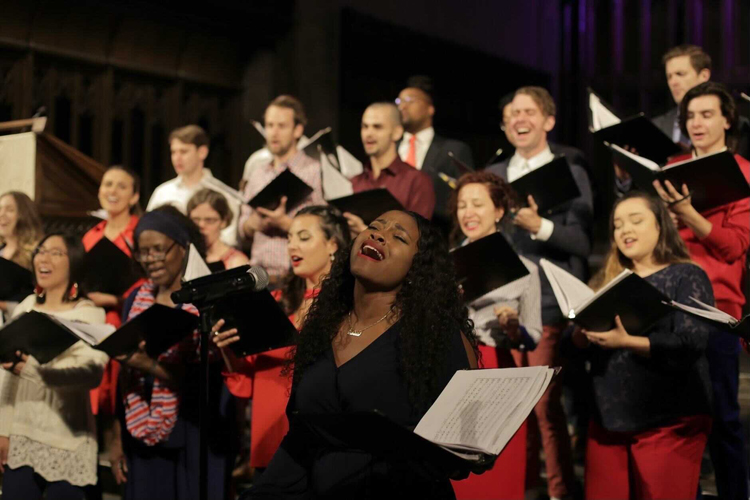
[171,265,269,305]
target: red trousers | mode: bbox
[585,416,711,500]
[452,345,526,500]
[512,323,575,498]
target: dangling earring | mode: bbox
[34,285,46,304]
[68,283,79,301]
[330,254,335,262]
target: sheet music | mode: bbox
[611,144,661,172]
[53,317,115,346]
[297,128,331,151]
[321,153,353,200]
[183,244,211,281]
[589,93,621,131]
[669,297,740,326]
[337,146,363,179]
[414,366,553,455]
[539,259,595,316]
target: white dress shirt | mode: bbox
[146,169,240,247]
[507,145,555,242]
[398,127,435,170]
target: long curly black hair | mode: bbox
[289,211,478,414]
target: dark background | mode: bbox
[1,0,748,215]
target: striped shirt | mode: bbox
[467,254,543,349]
[239,151,324,279]
[122,281,218,445]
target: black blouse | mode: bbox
[246,320,471,499]
[589,263,714,433]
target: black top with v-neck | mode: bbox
[245,320,470,499]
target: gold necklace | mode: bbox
[347,308,392,337]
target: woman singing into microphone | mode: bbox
[245,210,478,499]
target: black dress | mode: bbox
[588,263,714,433]
[245,320,471,499]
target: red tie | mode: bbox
[405,135,417,168]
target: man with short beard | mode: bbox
[239,95,324,285]
[343,102,435,236]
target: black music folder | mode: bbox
[541,260,672,336]
[207,261,226,273]
[594,114,682,164]
[0,258,33,300]
[248,169,313,211]
[0,312,82,363]
[509,156,581,215]
[97,304,200,358]
[451,232,530,303]
[212,289,297,357]
[83,238,144,296]
[611,146,750,213]
[588,89,682,164]
[293,410,474,475]
[328,188,404,224]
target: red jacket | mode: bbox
[669,154,750,319]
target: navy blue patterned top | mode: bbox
[588,263,713,433]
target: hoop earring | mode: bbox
[35,285,46,304]
[68,283,79,301]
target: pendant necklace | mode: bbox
[347,308,392,337]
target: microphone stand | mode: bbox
[171,265,264,500]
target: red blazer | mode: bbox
[669,153,750,319]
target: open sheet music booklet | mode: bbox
[540,259,674,335]
[414,366,555,459]
[541,259,750,337]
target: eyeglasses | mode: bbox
[191,217,221,226]
[33,247,68,259]
[134,241,178,263]
[394,96,424,106]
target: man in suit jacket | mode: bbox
[396,76,474,235]
[487,86,592,500]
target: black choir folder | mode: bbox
[294,366,555,470]
[610,146,750,213]
[542,259,750,339]
[509,156,581,215]
[211,289,297,357]
[328,188,404,224]
[83,238,144,296]
[0,258,33,300]
[588,88,682,164]
[0,305,199,363]
[248,169,313,211]
[451,232,529,303]
[540,259,674,335]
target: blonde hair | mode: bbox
[0,191,43,270]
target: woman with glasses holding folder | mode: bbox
[0,233,108,499]
[448,171,542,499]
[213,205,350,477]
[244,210,478,499]
[109,207,234,500]
[573,192,713,499]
